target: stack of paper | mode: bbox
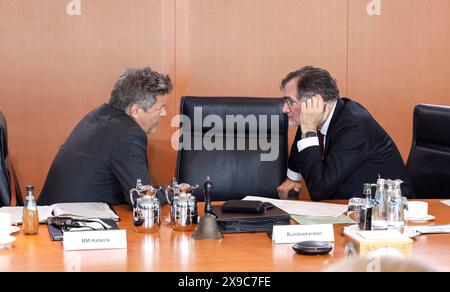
[243,196,348,217]
[52,203,119,221]
[0,206,53,224]
[0,202,119,225]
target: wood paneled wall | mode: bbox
[1,0,449,197]
[348,0,450,158]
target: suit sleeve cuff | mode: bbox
[287,169,302,182]
[297,137,320,152]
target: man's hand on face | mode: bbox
[299,94,327,133]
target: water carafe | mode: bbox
[386,179,408,229]
[165,179,199,232]
[372,178,388,230]
[130,179,161,233]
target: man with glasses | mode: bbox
[38,67,172,206]
[277,66,414,201]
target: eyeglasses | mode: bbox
[284,95,328,110]
[283,96,298,110]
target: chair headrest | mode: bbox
[414,104,450,147]
[180,96,288,136]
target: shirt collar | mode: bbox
[319,101,337,136]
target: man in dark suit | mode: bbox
[277,66,414,201]
[38,67,172,205]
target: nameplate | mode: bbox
[63,230,127,251]
[272,224,335,244]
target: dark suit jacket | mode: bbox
[288,98,415,201]
[0,112,11,206]
[38,104,153,206]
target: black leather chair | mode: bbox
[176,96,288,201]
[406,104,450,198]
[0,111,22,206]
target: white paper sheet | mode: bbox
[0,202,119,224]
[413,224,450,234]
[441,200,450,207]
[243,196,348,217]
[0,206,53,225]
[52,203,119,220]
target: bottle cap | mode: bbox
[26,185,35,198]
[377,178,386,184]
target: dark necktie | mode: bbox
[318,131,325,155]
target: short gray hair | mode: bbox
[109,67,173,112]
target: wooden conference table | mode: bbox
[1,200,449,272]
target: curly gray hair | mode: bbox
[109,67,173,112]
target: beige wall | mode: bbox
[1,0,449,198]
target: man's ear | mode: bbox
[128,104,140,119]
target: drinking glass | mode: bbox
[347,198,364,226]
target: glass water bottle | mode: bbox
[372,178,388,230]
[387,180,407,229]
[358,183,374,231]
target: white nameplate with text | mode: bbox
[63,230,127,251]
[272,224,335,244]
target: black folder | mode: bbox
[212,205,291,234]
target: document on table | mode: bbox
[50,202,119,221]
[413,225,450,234]
[291,215,355,225]
[243,196,348,217]
[0,206,53,225]
[442,200,450,207]
[0,202,119,225]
